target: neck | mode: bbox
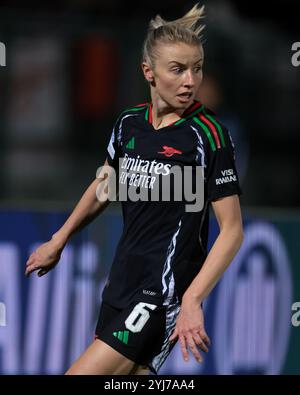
[150,92,187,130]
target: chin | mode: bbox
[176,102,191,110]
[162,97,190,111]
[171,99,188,108]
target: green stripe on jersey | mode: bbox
[174,105,205,126]
[145,105,149,121]
[203,111,226,148]
[115,105,148,125]
[193,116,216,151]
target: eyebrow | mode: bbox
[168,59,203,66]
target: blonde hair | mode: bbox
[142,3,205,69]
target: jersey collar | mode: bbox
[145,100,204,129]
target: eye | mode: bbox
[194,66,203,72]
[171,67,184,74]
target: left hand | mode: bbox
[169,299,210,363]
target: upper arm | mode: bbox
[211,194,243,233]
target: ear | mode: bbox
[141,61,154,83]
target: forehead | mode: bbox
[155,42,203,64]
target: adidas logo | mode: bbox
[113,330,129,344]
[126,137,135,149]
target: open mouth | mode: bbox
[177,92,192,98]
[177,93,192,102]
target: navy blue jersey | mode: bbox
[102,101,241,309]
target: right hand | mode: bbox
[25,237,65,277]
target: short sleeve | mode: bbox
[106,119,122,170]
[206,127,242,202]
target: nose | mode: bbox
[183,69,195,88]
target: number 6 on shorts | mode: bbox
[125,302,157,333]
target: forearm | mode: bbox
[52,177,109,248]
[183,225,243,304]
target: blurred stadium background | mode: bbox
[0,0,300,374]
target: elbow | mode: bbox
[219,222,244,252]
[223,223,244,251]
[237,228,244,249]
[235,225,244,251]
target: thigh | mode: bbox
[65,338,138,375]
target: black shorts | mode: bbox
[94,301,180,374]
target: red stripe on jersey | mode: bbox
[149,103,153,124]
[135,103,148,107]
[199,114,221,149]
[183,101,203,116]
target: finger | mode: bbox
[25,264,34,276]
[25,254,36,268]
[179,335,189,362]
[25,261,37,272]
[187,335,203,363]
[169,328,178,342]
[200,330,211,347]
[25,264,39,277]
[25,257,33,267]
[194,333,209,353]
[25,253,38,269]
[25,267,34,277]
[28,251,37,262]
[38,269,47,277]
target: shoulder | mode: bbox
[114,102,149,126]
[190,105,233,153]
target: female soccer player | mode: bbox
[25,3,243,375]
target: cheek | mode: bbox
[157,75,179,92]
[196,72,203,88]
